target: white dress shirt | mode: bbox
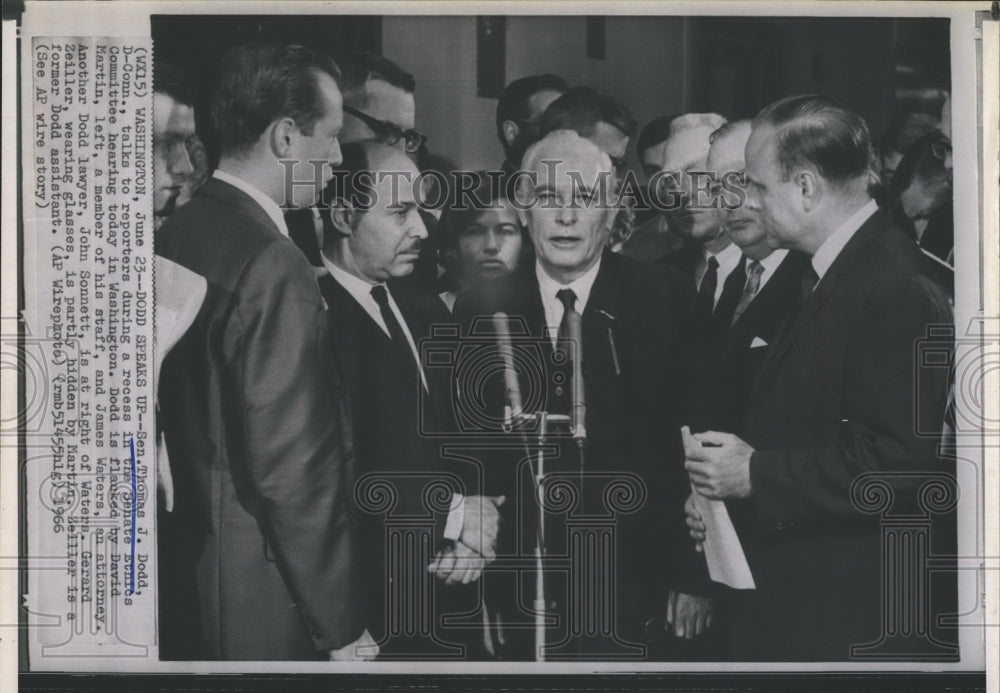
[536,258,602,345]
[320,254,462,537]
[697,241,744,308]
[811,199,879,282]
[320,255,428,392]
[212,169,290,237]
[752,248,790,294]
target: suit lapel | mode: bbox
[753,211,886,391]
[320,274,421,394]
[582,255,627,377]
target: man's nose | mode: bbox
[412,213,429,240]
[328,139,343,168]
[168,142,195,177]
[556,200,577,225]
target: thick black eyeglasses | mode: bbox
[343,105,427,153]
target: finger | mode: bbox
[681,426,707,460]
[685,460,712,478]
[693,430,732,447]
[665,590,675,625]
[690,478,714,495]
[695,541,704,553]
[493,495,506,508]
[685,514,706,530]
[435,550,457,580]
[705,611,713,631]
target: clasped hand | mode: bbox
[427,494,504,584]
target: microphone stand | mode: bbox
[494,312,586,662]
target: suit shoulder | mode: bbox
[608,253,695,300]
[157,196,307,291]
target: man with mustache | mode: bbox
[455,130,708,659]
[318,141,503,658]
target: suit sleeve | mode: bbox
[748,273,953,527]
[226,240,363,652]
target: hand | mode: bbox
[684,492,706,552]
[328,628,379,661]
[458,494,505,562]
[428,541,486,584]
[682,426,754,500]
[665,590,713,639]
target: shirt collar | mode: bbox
[707,241,743,278]
[321,253,378,294]
[535,256,603,314]
[811,198,878,281]
[756,248,789,275]
[212,169,289,237]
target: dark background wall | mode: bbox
[151,14,950,172]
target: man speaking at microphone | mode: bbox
[455,130,711,659]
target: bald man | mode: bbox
[455,130,710,660]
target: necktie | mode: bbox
[371,284,422,382]
[556,288,578,349]
[698,255,719,316]
[799,264,819,307]
[731,260,764,325]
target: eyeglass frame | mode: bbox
[342,104,428,153]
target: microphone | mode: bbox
[564,309,586,442]
[492,311,523,424]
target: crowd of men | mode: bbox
[150,43,957,662]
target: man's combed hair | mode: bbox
[153,60,196,107]
[209,43,341,155]
[753,94,873,187]
[709,118,750,145]
[495,73,569,141]
[540,85,637,139]
[336,52,415,107]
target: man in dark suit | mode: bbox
[644,113,745,321]
[691,119,811,431]
[317,141,503,657]
[156,44,368,661]
[456,130,711,659]
[684,96,955,661]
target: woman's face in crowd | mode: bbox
[457,203,523,282]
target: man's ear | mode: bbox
[797,169,821,213]
[270,117,298,158]
[502,120,520,148]
[328,199,356,238]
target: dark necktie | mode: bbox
[732,260,764,325]
[799,264,819,307]
[556,288,578,348]
[698,255,719,316]
[371,284,422,384]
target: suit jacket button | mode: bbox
[775,521,785,530]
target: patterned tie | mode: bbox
[731,260,764,325]
[698,255,719,316]
[799,264,819,307]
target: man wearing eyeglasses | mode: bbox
[337,52,427,154]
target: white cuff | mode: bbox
[443,492,464,541]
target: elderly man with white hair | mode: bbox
[454,130,711,660]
